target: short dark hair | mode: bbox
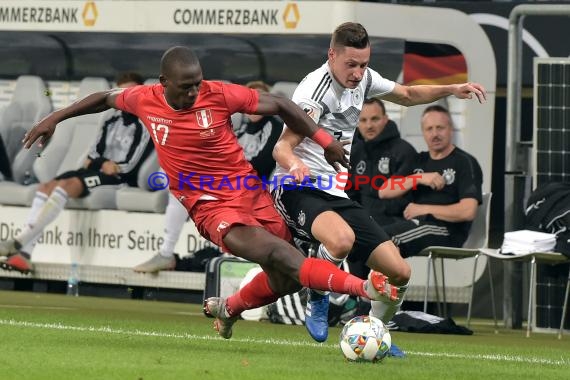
[115,72,144,86]
[422,104,450,117]
[363,98,386,115]
[160,46,200,75]
[331,22,369,49]
[422,105,453,126]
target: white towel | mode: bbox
[501,230,556,255]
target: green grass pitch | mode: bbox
[0,290,569,380]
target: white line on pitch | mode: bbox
[0,319,568,366]
[0,304,75,310]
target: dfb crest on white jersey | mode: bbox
[351,88,362,105]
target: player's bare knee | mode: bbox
[37,181,53,195]
[58,178,84,198]
[326,230,355,257]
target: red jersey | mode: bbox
[115,81,260,210]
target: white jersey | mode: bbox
[273,62,395,198]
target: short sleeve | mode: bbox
[457,154,483,204]
[222,83,259,115]
[367,68,396,98]
[115,85,146,115]
[290,78,324,124]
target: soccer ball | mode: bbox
[339,315,391,362]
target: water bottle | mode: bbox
[23,170,32,186]
[66,262,79,296]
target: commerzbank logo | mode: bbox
[283,3,300,29]
[82,1,98,27]
[172,2,300,29]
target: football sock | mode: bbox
[20,191,48,254]
[159,193,188,258]
[312,244,344,296]
[225,271,279,317]
[370,281,409,324]
[16,186,68,246]
[299,257,367,298]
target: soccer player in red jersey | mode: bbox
[20,46,395,339]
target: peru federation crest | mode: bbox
[196,109,213,128]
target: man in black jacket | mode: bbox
[380,105,483,258]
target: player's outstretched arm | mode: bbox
[381,82,487,107]
[23,88,125,149]
[256,92,349,170]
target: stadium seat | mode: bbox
[32,77,115,210]
[34,78,110,181]
[270,81,298,99]
[115,150,169,213]
[0,75,52,162]
[417,192,493,327]
[0,75,52,206]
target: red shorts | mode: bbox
[186,190,291,254]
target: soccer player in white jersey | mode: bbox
[271,22,486,356]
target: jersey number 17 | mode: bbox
[150,123,169,145]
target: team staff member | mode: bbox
[381,105,483,258]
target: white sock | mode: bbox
[20,191,49,254]
[17,187,68,246]
[312,244,345,296]
[159,193,188,258]
[370,282,408,324]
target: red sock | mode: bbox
[299,258,367,298]
[225,271,279,317]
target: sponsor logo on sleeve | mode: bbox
[299,102,320,123]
